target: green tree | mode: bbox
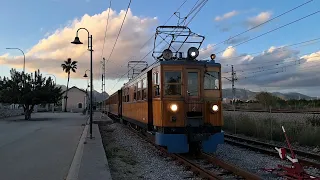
[0,69,62,120]
[61,58,77,112]
[255,92,277,109]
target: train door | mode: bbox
[147,70,154,131]
[186,69,203,126]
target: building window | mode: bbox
[164,71,181,95]
[78,103,83,108]
[204,71,220,90]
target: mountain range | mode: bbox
[56,84,315,101]
[222,88,316,100]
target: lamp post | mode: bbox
[71,28,93,139]
[6,48,26,73]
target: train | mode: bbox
[103,26,224,154]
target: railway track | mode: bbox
[224,109,320,114]
[108,115,261,179]
[225,133,320,169]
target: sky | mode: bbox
[0,0,320,97]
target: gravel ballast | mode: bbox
[99,122,202,180]
[214,143,320,180]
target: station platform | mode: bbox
[67,112,113,180]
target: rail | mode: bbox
[225,133,320,169]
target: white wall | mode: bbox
[62,88,87,112]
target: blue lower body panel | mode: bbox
[155,132,189,153]
[202,131,224,153]
[155,131,224,153]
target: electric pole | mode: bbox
[231,65,237,105]
[223,65,238,105]
[101,57,106,113]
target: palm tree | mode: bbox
[61,58,77,112]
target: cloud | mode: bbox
[0,8,158,80]
[198,44,217,59]
[222,46,236,58]
[224,36,250,45]
[224,46,320,92]
[215,11,239,21]
[246,11,272,28]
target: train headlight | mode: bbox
[212,104,219,112]
[170,104,178,112]
[187,47,199,59]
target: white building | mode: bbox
[61,86,88,113]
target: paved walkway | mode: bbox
[0,112,113,180]
[68,111,113,180]
[0,112,87,180]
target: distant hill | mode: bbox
[222,88,315,100]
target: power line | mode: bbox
[212,0,314,50]
[215,10,320,55]
[100,0,112,60]
[220,39,320,73]
[236,54,320,80]
[105,0,188,68]
[108,0,207,93]
[105,0,132,64]
[237,63,320,81]
[220,37,320,66]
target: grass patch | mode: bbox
[223,113,320,147]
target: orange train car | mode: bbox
[105,26,224,153]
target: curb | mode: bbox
[66,117,89,180]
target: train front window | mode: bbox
[164,71,181,95]
[187,72,198,96]
[204,71,220,90]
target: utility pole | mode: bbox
[223,65,238,133]
[223,65,238,105]
[101,57,106,115]
[231,65,237,105]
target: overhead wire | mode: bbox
[220,38,320,73]
[215,10,320,55]
[108,0,208,93]
[105,0,132,64]
[211,0,314,50]
[100,0,113,60]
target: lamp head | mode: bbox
[210,54,216,60]
[71,37,83,44]
[187,47,199,60]
[83,73,88,78]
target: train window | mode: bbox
[153,72,160,97]
[204,71,220,89]
[187,72,199,96]
[164,71,181,95]
[142,78,147,100]
[134,84,137,101]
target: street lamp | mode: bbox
[71,28,94,139]
[6,48,26,73]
